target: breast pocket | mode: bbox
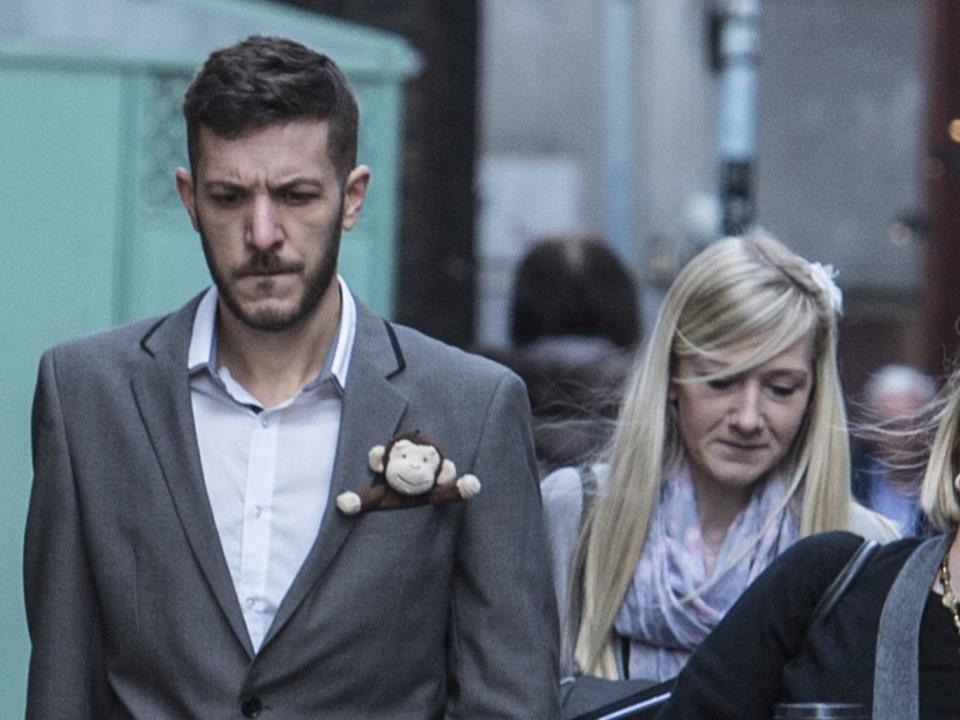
[347,502,441,540]
[330,501,458,606]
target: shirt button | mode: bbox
[245,597,256,608]
[260,415,270,428]
[241,696,262,717]
[253,505,263,519]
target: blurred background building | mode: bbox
[2,0,959,713]
[283,0,960,380]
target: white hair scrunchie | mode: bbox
[807,261,843,315]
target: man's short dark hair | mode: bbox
[183,35,359,179]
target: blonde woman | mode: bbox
[658,363,960,719]
[542,233,899,683]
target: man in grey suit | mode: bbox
[24,36,560,719]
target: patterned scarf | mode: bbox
[613,464,798,681]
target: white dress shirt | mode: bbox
[187,277,356,652]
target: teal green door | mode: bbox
[1,64,128,711]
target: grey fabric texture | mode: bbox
[872,533,951,720]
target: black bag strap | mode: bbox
[564,675,673,720]
[809,538,879,626]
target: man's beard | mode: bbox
[198,216,341,333]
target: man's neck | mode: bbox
[216,283,341,409]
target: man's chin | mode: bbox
[226,297,306,332]
[214,262,337,333]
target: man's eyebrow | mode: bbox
[203,180,246,189]
[201,174,327,188]
[269,177,325,190]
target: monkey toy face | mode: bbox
[384,439,441,496]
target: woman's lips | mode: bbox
[717,439,767,452]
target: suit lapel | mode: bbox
[261,303,408,650]
[131,296,255,659]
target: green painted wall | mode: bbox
[0,65,126,708]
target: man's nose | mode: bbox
[731,384,763,433]
[246,195,282,251]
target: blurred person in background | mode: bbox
[852,363,936,536]
[542,233,899,686]
[486,233,641,475]
[658,362,960,720]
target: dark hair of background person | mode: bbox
[511,234,641,348]
[182,35,359,179]
[484,233,641,475]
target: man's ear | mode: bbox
[340,165,371,231]
[175,167,200,232]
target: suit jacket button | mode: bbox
[241,696,263,717]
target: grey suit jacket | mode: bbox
[24,293,561,719]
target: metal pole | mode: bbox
[717,0,761,235]
[604,0,637,265]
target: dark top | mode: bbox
[656,532,960,719]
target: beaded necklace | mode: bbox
[937,551,960,652]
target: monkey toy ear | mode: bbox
[368,445,387,473]
[437,458,457,485]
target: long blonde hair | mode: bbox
[920,366,960,533]
[571,233,852,677]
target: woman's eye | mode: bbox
[706,378,734,391]
[768,384,797,398]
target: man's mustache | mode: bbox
[232,254,304,279]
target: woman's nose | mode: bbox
[730,385,763,433]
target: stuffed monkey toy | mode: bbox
[336,431,482,515]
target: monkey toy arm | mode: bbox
[429,474,481,506]
[336,484,388,515]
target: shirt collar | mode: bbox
[187,275,356,393]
